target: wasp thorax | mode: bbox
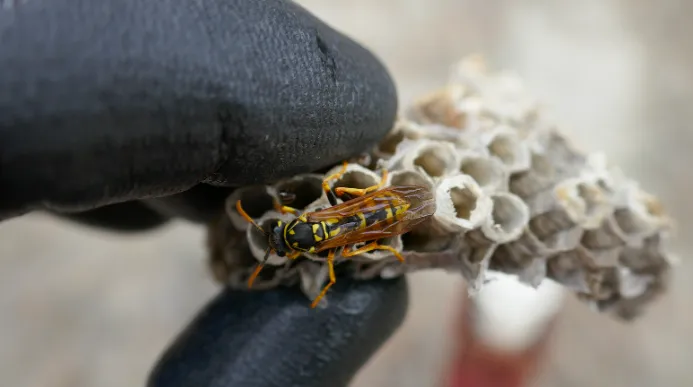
[286,221,323,251]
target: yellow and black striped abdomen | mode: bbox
[301,186,435,253]
[321,195,411,240]
[363,198,410,226]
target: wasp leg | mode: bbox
[236,200,266,234]
[273,200,299,215]
[247,264,265,288]
[342,240,405,262]
[335,169,388,198]
[310,249,337,308]
[322,161,348,206]
[248,250,300,288]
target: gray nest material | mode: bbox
[207,55,674,320]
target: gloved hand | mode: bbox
[0,1,408,386]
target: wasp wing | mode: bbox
[306,185,436,252]
[306,186,433,221]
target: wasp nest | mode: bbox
[207,55,674,320]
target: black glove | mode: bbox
[0,1,408,386]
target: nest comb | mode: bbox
[207,55,674,320]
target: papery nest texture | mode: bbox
[207,55,674,320]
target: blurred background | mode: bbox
[1,0,691,386]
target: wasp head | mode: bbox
[267,219,289,256]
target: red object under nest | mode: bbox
[441,295,559,387]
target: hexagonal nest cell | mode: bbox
[206,55,675,320]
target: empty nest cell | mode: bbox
[435,174,491,231]
[387,169,434,189]
[329,164,381,193]
[415,148,452,177]
[274,174,324,210]
[481,193,530,243]
[226,185,277,231]
[613,188,669,238]
[377,122,423,156]
[400,140,459,178]
[509,152,556,198]
[484,127,531,173]
[451,186,478,220]
[459,153,508,192]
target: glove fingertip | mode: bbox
[147,277,409,387]
[50,201,170,232]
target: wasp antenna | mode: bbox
[248,248,273,288]
[236,200,267,235]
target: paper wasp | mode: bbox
[236,162,436,307]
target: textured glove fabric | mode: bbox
[148,278,409,387]
[0,0,397,222]
[0,1,407,385]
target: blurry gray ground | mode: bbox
[1,1,692,386]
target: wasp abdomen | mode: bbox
[322,197,411,240]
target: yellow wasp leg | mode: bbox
[310,249,337,308]
[248,250,301,288]
[322,161,349,206]
[236,200,264,232]
[247,262,266,288]
[273,200,299,215]
[322,161,348,193]
[342,240,405,262]
[335,169,388,197]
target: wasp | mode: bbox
[236,162,436,307]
